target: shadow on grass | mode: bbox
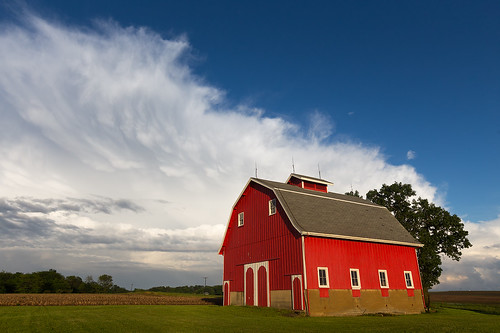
[434,302,500,316]
[202,296,223,305]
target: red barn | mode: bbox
[219,174,425,316]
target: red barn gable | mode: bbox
[219,174,425,316]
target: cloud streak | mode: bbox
[0,12,494,289]
[407,150,416,160]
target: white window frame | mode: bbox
[350,268,361,290]
[317,267,329,288]
[238,212,244,227]
[378,270,389,289]
[268,198,276,216]
[404,271,414,289]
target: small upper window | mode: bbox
[317,267,329,288]
[350,269,360,290]
[238,212,244,227]
[378,270,389,288]
[404,271,414,289]
[268,198,276,215]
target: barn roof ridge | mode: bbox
[254,178,383,208]
[278,188,385,208]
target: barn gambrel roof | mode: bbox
[219,177,422,254]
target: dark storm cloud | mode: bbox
[0,196,143,247]
[113,199,145,212]
[1,196,144,215]
[0,207,54,237]
[436,256,500,291]
[484,243,500,250]
[72,233,121,245]
[0,196,220,253]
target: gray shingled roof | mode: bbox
[252,178,422,247]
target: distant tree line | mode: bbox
[145,285,223,295]
[0,269,128,294]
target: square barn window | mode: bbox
[238,212,244,227]
[317,267,329,288]
[269,198,276,215]
[404,271,414,289]
[350,269,360,289]
[378,270,389,288]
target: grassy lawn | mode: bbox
[433,302,500,316]
[0,304,499,333]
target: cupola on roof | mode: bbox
[286,173,333,193]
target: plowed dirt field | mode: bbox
[430,291,500,304]
[0,293,221,306]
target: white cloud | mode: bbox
[307,110,335,142]
[432,216,500,291]
[0,13,449,287]
[407,150,416,160]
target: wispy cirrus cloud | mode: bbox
[407,150,416,160]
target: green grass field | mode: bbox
[0,303,499,333]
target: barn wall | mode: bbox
[304,237,425,315]
[222,182,303,295]
[305,237,422,289]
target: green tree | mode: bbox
[66,276,84,293]
[36,269,70,293]
[366,182,472,309]
[345,189,362,198]
[82,275,99,293]
[98,274,114,292]
[0,271,17,293]
[17,273,42,293]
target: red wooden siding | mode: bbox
[224,282,230,305]
[304,237,422,291]
[222,182,303,293]
[303,181,327,192]
[258,266,268,307]
[287,177,302,187]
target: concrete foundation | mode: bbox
[307,289,425,316]
[229,291,244,306]
[270,290,292,309]
[228,288,423,316]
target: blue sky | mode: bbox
[0,1,499,290]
